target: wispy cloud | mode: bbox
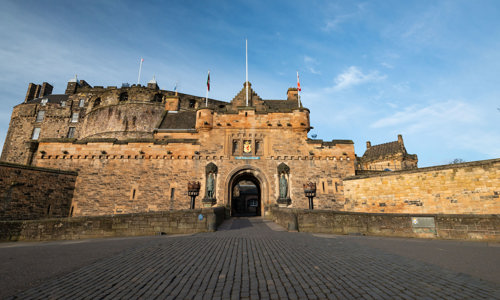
[332,66,386,91]
[323,3,367,31]
[304,55,321,74]
[371,100,478,129]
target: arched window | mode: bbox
[94,97,101,107]
[119,92,128,101]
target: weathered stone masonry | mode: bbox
[343,158,500,215]
[0,162,77,220]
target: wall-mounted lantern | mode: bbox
[187,181,201,209]
[303,182,316,210]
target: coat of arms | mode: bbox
[243,140,252,153]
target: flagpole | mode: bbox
[245,39,248,107]
[206,70,209,107]
[137,58,143,85]
[297,71,300,107]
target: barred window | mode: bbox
[79,99,85,107]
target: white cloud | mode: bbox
[303,55,321,75]
[371,100,478,129]
[332,66,386,91]
[323,3,367,32]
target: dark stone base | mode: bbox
[277,197,291,206]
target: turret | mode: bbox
[291,108,310,132]
[147,76,159,90]
[195,108,214,131]
[366,141,371,149]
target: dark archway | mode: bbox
[230,173,261,217]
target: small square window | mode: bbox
[79,99,85,107]
[36,111,45,122]
[41,98,48,106]
[67,127,76,138]
[32,128,41,140]
[71,112,79,123]
[60,101,66,107]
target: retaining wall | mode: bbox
[0,207,225,242]
[270,207,500,241]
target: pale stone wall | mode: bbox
[343,159,500,214]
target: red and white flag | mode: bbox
[207,71,210,92]
[297,71,301,91]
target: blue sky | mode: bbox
[0,0,499,167]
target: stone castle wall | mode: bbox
[0,162,77,220]
[343,159,500,214]
[33,139,354,216]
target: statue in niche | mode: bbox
[203,163,217,206]
[207,172,215,198]
[279,172,288,199]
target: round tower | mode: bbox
[195,108,214,131]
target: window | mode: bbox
[119,92,128,101]
[152,94,162,103]
[232,140,239,155]
[36,111,45,122]
[31,127,41,140]
[170,188,175,199]
[79,99,85,107]
[67,127,76,138]
[71,112,79,123]
[255,140,262,155]
[94,98,101,107]
[60,101,66,107]
[189,100,196,108]
[41,98,48,106]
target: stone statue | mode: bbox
[279,173,288,198]
[207,172,214,198]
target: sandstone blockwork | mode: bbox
[344,159,500,214]
[0,78,498,221]
[0,162,77,220]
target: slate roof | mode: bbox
[263,100,299,112]
[158,111,197,129]
[362,141,416,161]
[26,94,69,104]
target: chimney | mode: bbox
[397,134,404,146]
[65,75,79,95]
[366,141,371,149]
[287,88,298,101]
[40,82,53,97]
[25,83,38,103]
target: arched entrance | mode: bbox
[227,167,267,217]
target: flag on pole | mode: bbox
[207,71,210,92]
[297,71,301,91]
[141,58,144,62]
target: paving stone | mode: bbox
[4,217,500,299]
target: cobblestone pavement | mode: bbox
[5,218,500,299]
